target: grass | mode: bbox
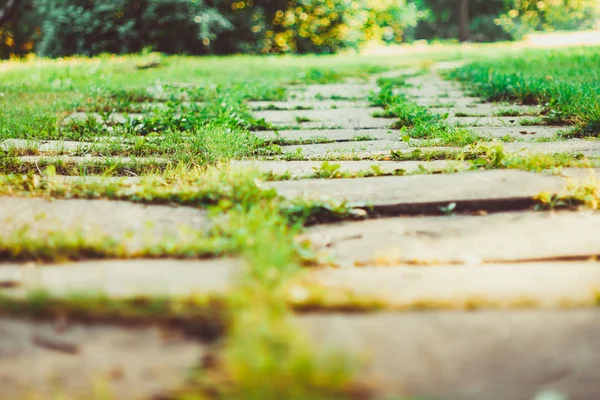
[451,46,600,137]
[370,84,484,147]
[3,44,600,399]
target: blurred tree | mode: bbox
[0,0,18,26]
[458,0,469,41]
[496,0,598,38]
[412,0,509,42]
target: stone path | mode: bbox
[249,67,600,400]
[2,63,600,399]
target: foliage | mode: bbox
[0,0,425,57]
[412,0,510,42]
[411,0,598,42]
[496,0,599,38]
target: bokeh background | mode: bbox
[0,0,599,59]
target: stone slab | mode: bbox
[247,100,374,110]
[299,310,600,400]
[253,128,396,143]
[302,262,600,307]
[233,160,468,178]
[0,197,208,243]
[473,126,563,140]
[307,209,600,264]
[288,83,378,100]
[62,112,144,126]
[448,116,541,127]
[253,108,393,130]
[0,258,239,298]
[1,139,91,154]
[269,170,568,212]
[430,104,542,117]
[280,140,406,157]
[504,140,600,157]
[0,318,204,400]
[559,167,600,180]
[415,97,479,108]
[12,155,166,166]
[62,112,104,125]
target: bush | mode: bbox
[32,0,232,57]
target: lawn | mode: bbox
[451,46,600,137]
[1,43,600,399]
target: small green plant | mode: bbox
[313,161,343,179]
[295,116,313,123]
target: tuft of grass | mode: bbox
[451,47,600,137]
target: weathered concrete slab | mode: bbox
[247,100,375,111]
[0,197,208,241]
[233,160,467,178]
[254,108,393,129]
[308,209,600,264]
[269,170,568,212]
[299,310,600,400]
[430,104,542,117]
[504,140,600,157]
[302,262,600,307]
[62,112,145,127]
[369,68,421,80]
[448,116,540,127]
[559,167,600,180]
[0,318,204,400]
[280,140,406,157]
[308,210,600,264]
[254,128,396,143]
[62,112,104,125]
[12,155,167,166]
[0,259,239,297]
[1,139,92,154]
[415,96,478,107]
[474,126,563,140]
[288,83,378,100]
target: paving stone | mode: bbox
[369,68,421,80]
[62,112,104,125]
[253,128,397,143]
[473,125,563,140]
[0,258,239,298]
[13,155,167,165]
[448,116,541,127]
[504,140,600,157]
[558,167,600,180]
[299,310,600,400]
[233,160,467,178]
[247,100,375,110]
[415,96,479,107]
[1,139,92,153]
[0,197,208,243]
[106,112,144,125]
[280,139,406,157]
[302,262,600,307]
[430,104,542,117]
[307,209,600,264]
[0,318,205,400]
[254,108,393,129]
[269,170,567,212]
[288,83,379,100]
